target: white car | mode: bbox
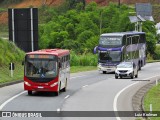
[115,62,138,79]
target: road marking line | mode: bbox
[0,91,26,110]
[82,85,88,88]
[143,75,159,81]
[113,74,160,120]
[64,95,70,99]
[57,108,61,112]
[71,75,86,79]
[113,81,139,120]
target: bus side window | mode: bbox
[63,56,65,69]
[66,55,69,68]
[127,38,129,45]
[122,36,126,45]
[68,55,70,61]
[132,36,135,44]
[61,57,63,69]
[64,56,66,68]
[58,58,61,68]
[133,63,136,68]
[127,37,131,45]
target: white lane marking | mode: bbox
[0,91,26,110]
[64,95,70,99]
[143,75,159,81]
[113,81,139,120]
[57,108,61,112]
[71,75,86,79]
[82,85,88,88]
[113,74,160,120]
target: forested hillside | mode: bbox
[0,0,160,25]
[39,2,157,57]
[0,0,159,60]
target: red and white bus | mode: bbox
[24,49,70,96]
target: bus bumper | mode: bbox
[24,81,58,92]
[98,65,116,73]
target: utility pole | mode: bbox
[118,0,120,7]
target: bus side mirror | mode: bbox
[22,61,24,65]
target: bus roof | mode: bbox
[26,49,69,57]
[101,31,145,37]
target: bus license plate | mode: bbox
[38,86,44,89]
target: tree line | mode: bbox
[39,1,157,57]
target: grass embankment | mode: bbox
[71,66,97,73]
[146,60,160,63]
[70,51,97,73]
[144,83,160,120]
[0,38,25,84]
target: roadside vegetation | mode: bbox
[39,1,157,58]
[71,66,97,73]
[144,83,160,120]
[0,39,24,64]
[0,38,25,84]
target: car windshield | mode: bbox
[117,63,133,68]
[25,55,57,78]
[99,51,121,62]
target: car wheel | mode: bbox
[120,76,122,79]
[139,63,141,70]
[103,71,107,74]
[135,71,138,78]
[131,72,134,79]
[55,82,61,96]
[62,80,67,92]
[115,75,118,79]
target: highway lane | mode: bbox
[0,63,160,120]
[0,70,113,120]
[116,62,160,120]
[62,62,160,120]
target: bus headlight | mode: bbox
[24,81,31,86]
[50,82,58,87]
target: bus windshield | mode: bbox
[99,36,122,47]
[99,51,121,62]
[25,56,57,78]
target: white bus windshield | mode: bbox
[99,51,121,62]
[25,56,57,78]
[99,36,122,46]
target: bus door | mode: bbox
[59,57,65,89]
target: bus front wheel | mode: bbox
[139,62,141,70]
[55,83,61,96]
[62,80,67,92]
[131,72,134,79]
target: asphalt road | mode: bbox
[0,62,160,120]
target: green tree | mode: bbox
[39,2,157,57]
[143,21,157,56]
